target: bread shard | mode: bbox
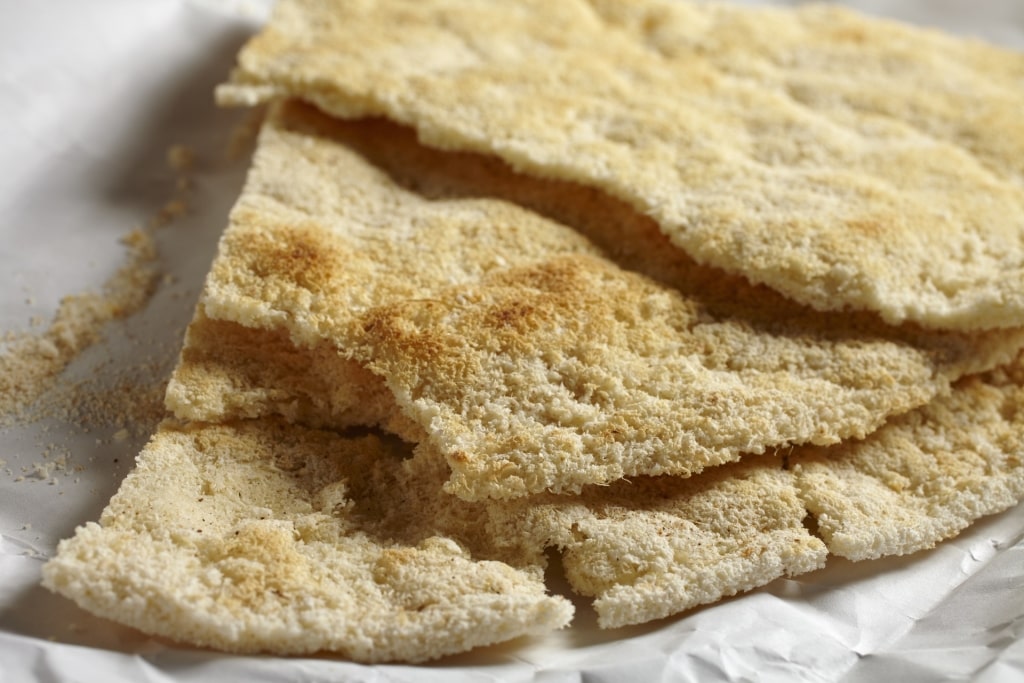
[481,353,1024,629]
[485,454,828,629]
[40,416,826,652]
[791,358,1024,562]
[40,419,573,663]
[44,353,1024,642]
[218,0,1024,332]
[168,100,1024,500]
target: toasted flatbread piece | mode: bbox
[219,0,1024,331]
[39,417,824,642]
[791,357,1024,561]
[480,353,1024,629]
[192,102,599,350]
[170,100,1024,500]
[356,253,1024,499]
[167,310,425,439]
[165,100,598,427]
[43,372,1024,648]
[41,420,571,663]
[485,454,826,629]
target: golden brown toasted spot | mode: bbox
[241,222,342,292]
[484,300,540,334]
[213,523,311,606]
[847,217,886,239]
[220,0,1024,330]
[361,305,447,365]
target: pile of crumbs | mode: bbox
[0,144,201,484]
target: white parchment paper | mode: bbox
[1,2,1022,681]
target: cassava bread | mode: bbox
[41,1,1024,660]
[218,0,1024,331]
[41,419,572,663]
[481,353,1024,628]
[791,358,1024,561]
[45,352,1024,641]
[171,100,1024,499]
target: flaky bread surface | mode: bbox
[171,101,1024,499]
[220,0,1024,331]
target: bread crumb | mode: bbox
[1,139,206,490]
[28,462,56,480]
[225,106,266,162]
[167,144,196,172]
[0,230,159,422]
[149,199,188,229]
[0,131,206,429]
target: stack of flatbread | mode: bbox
[43,0,1024,664]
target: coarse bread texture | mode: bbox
[485,454,826,629]
[218,0,1024,331]
[40,418,826,645]
[174,100,1024,500]
[43,354,1024,646]
[791,355,1024,561]
[196,102,599,350]
[41,419,572,662]
[38,1,1024,661]
[356,253,1024,500]
[165,309,424,441]
[483,352,1024,627]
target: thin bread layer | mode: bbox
[165,309,424,441]
[220,0,1024,331]
[485,454,826,629]
[173,100,1024,499]
[482,353,1024,627]
[41,420,571,663]
[356,253,1022,499]
[791,357,1024,561]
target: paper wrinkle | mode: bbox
[0,634,176,683]
[975,640,1024,683]
[840,539,1024,682]
[0,532,49,561]
[2,1,1024,681]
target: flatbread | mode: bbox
[41,419,572,662]
[191,104,600,350]
[791,358,1024,561]
[480,353,1024,628]
[485,454,826,629]
[170,100,1024,500]
[165,101,598,430]
[355,254,1022,500]
[218,0,1024,331]
[40,2,1024,660]
[43,353,1024,644]
[40,416,827,647]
